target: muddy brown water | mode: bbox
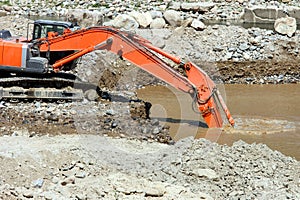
[137,84,300,160]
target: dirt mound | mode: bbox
[98,69,121,90]
[130,100,151,120]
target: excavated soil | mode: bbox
[214,58,300,84]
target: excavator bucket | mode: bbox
[184,62,235,128]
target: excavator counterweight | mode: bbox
[0,20,234,128]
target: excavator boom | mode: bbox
[37,26,234,127]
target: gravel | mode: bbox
[1,0,300,21]
[0,135,298,199]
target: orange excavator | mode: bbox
[0,20,234,128]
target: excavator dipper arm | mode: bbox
[38,27,234,128]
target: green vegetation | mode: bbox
[0,0,11,6]
[91,3,101,8]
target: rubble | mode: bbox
[0,136,298,199]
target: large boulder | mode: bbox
[2,5,12,12]
[103,14,139,30]
[129,11,152,28]
[168,2,181,11]
[150,18,166,29]
[274,17,297,37]
[242,7,300,23]
[67,9,103,27]
[149,10,163,19]
[163,10,182,27]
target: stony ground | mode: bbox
[0,135,299,199]
[0,1,300,199]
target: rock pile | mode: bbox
[1,0,299,29]
[0,135,298,199]
[0,99,171,143]
[0,15,31,36]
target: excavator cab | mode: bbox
[32,20,80,40]
[30,20,81,70]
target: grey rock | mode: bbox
[228,47,236,52]
[152,127,160,134]
[168,2,181,11]
[76,162,85,169]
[150,18,166,29]
[151,119,159,126]
[32,178,44,188]
[239,43,250,51]
[193,168,219,180]
[129,11,152,28]
[84,89,99,101]
[111,121,118,128]
[46,106,56,113]
[75,171,86,178]
[163,10,182,27]
[103,14,138,30]
[149,10,163,19]
[0,101,5,108]
[191,19,206,31]
[225,52,233,59]
[213,45,224,52]
[51,176,60,184]
[250,46,257,51]
[144,183,165,197]
[274,17,297,37]
[265,30,274,35]
[106,109,116,116]
[243,52,251,60]
[23,190,34,198]
[142,127,149,134]
[47,113,59,121]
[242,7,300,23]
[269,45,275,52]
[34,102,41,109]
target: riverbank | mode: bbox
[1,0,300,21]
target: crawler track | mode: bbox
[0,72,101,101]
